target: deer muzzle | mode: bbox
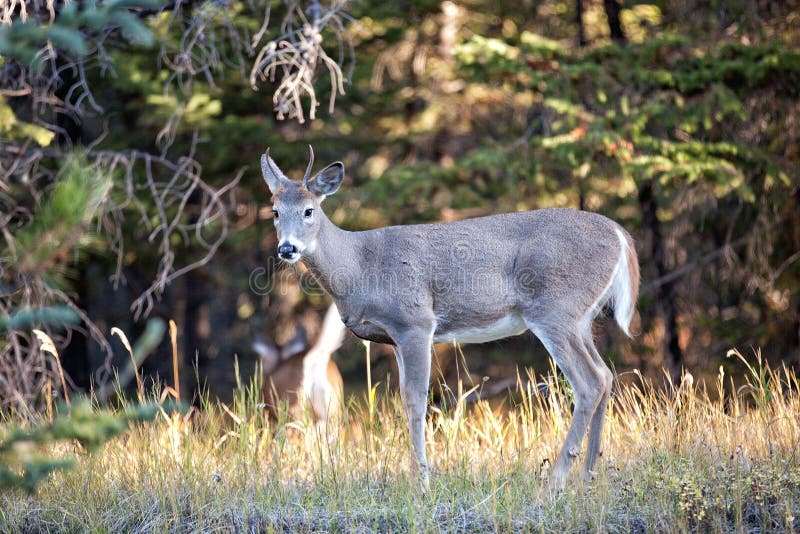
[277,242,300,262]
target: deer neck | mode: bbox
[301,213,362,300]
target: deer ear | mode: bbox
[280,326,308,359]
[253,337,280,374]
[260,152,287,194]
[306,162,344,199]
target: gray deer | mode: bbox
[260,146,639,488]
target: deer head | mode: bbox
[260,146,344,263]
[253,325,307,369]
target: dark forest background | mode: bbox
[1,0,799,409]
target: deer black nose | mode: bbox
[278,243,298,258]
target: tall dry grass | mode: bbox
[1,349,799,532]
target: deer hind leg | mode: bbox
[527,320,607,489]
[582,329,613,481]
[393,328,433,488]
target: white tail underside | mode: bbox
[592,227,635,337]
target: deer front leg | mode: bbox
[393,328,433,488]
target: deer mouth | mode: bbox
[280,252,301,263]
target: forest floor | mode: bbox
[1,351,799,532]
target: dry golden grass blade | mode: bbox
[111,326,143,402]
[44,377,53,422]
[221,402,243,426]
[32,328,69,405]
[169,319,180,401]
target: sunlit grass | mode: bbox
[1,350,799,531]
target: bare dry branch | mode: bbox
[249,0,351,123]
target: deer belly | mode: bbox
[433,314,527,344]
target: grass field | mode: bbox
[1,350,799,532]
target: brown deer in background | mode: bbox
[253,304,345,424]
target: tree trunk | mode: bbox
[182,270,206,403]
[603,0,627,46]
[638,180,683,380]
[792,186,800,368]
[576,0,587,47]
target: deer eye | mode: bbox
[272,209,279,219]
[304,208,314,218]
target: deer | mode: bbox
[252,304,345,425]
[259,146,639,489]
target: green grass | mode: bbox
[1,352,799,532]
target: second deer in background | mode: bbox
[252,304,345,424]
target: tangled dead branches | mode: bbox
[0,0,353,407]
[0,142,240,408]
[249,0,352,122]
[91,138,243,321]
[156,0,353,126]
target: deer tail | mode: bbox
[610,227,640,338]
